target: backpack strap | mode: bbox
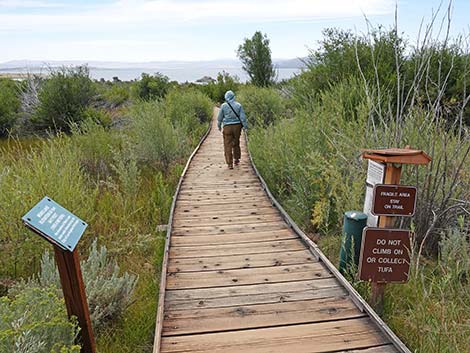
[226,101,243,125]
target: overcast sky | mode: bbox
[0,0,469,62]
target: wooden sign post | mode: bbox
[22,197,96,353]
[360,148,431,313]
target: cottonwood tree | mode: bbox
[237,31,276,87]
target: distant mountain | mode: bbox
[0,58,306,71]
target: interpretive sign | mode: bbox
[372,184,417,216]
[22,196,87,252]
[358,228,412,283]
[363,160,386,227]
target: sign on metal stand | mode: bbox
[22,196,96,353]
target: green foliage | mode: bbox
[384,226,470,353]
[81,107,113,128]
[19,240,138,331]
[0,286,80,353]
[237,85,288,127]
[102,83,131,107]
[237,31,276,87]
[164,88,213,129]
[201,71,240,103]
[131,100,185,170]
[131,89,210,171]
[33,66,95,132]
[0,79,21,136]
[131,73,172,101]
[0,138,97,280]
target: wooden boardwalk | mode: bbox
[153,109,410,353]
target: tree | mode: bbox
[32,65,95,132]
[132,73,171,101]
[237,31,276,87]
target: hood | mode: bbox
[224,90,235,103]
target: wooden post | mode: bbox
[371,163,402,314]
[54,248,96,353]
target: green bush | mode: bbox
[102,83,130,107]
[0,79,20,136]
[131,100,185,170]
[32,66,95,132]
[0,286,80,353]
[201,71,240,103]
[81,107,112,128]
[164,88,213,132]
[237,85,288,127]
[131,73,172,101]
[12,240,138,332]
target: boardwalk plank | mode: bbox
[168,250,314,272]
[166,263,332,289]
[160,318,389,353]
[163,297,364,336]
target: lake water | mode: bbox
[1,67,301,83]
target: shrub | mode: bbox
[70,118,123,178]
[201,71,240,103]
[0,78,20,136]
[0,286,80,353]
[13,240,138,331]
[131,73,172,101]
[237,85,288,127]
[81,107,112,128]
[164,88,212,133]
[131,100,185,170]
[32,66,95,132]
[102,83,130,107]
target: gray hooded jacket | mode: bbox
[217,91,248,130]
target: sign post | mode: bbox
[22,196,96,353]
[360,148,431,313]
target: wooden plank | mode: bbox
[176,196,270,206]
[175,205,277,215]
[168,250,315,272]
[160,318,390,353]
[166,263,332,289]
[175,201,274,212]
[169,239,304,258]
[173,214,283,227]
[165,279,345,310]
[163,296,364,336]
[172,222,288,236]
[170,229,296,247]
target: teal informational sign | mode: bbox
[22,196,87,252]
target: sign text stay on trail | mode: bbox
[372,184,417,217]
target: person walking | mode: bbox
[217,90,248,169]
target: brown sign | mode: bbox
[358,228,412,283]
[372,184,417,216]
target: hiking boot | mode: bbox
[228,164,234,169]
[234,159,240,165]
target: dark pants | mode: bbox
[223,123,242,166]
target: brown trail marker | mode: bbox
[22,197,96,353]
[360,148,431,313]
